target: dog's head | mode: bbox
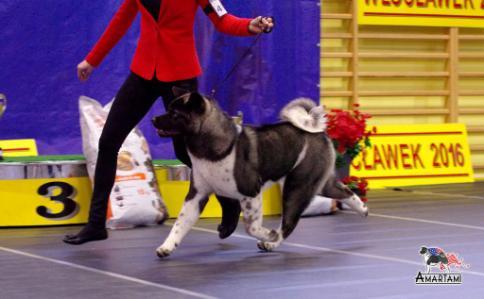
[419,247,428,255]
[152,89,209,137]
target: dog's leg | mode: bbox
[322,176,368,217]
[215,195,241,239]
[257,178,320,252]
[240,195,280,245]
[257,150,329,252]
[156,181,210,258]
[443,263,450,273]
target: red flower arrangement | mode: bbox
[326,104,374,203]
[341,176,369,203]
[326,104,375,168]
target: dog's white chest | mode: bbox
[189,149,241,198]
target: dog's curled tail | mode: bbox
[280,98,327,133]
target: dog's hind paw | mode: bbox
[156,247,172,259]
[339,195,369,217]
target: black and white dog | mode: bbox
[419,246,450,273]
[152,90,368,257]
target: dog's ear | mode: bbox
[172,86,190,99]
[188,92,205,113]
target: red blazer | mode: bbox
[85,0,253,82]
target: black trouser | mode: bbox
[88,72,197,227]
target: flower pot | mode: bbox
[335,153,352,180]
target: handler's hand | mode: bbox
[249,16,274,34]
[77,60,95,82]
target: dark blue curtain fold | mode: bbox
[0,0,319,159]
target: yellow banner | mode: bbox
[359,0,484,28]
[350,123,474,188]
[0,139,38,157]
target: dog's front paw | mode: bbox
[217,223,237,239]
[156,246,172,258]
[257,240,278,252]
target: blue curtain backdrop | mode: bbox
[0,0,319,159]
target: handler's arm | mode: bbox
[85,0,139,67]
[197,0,254,36]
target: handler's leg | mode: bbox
[64,73,160,245]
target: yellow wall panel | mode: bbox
[359,78,446,90]
[359,98,445,109]
[368,116,445,125]
[321,0,484,178]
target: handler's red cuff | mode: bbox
[247,20,257,36]
[85,53,101,68]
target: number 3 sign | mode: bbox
[37,182,79,219]
[0,177,92,226]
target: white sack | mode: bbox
[79,96,168,229]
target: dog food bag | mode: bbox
[79,96,168,229]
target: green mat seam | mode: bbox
[1,155,184,167]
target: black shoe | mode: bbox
[63,225,108,245]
